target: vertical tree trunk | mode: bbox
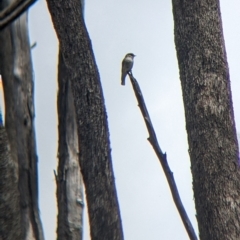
[46,1,124,239]
[0,4,44,240]
[0,126,22,239]
[172,1,240,239]
[56,50,84,240]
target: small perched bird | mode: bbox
[121,53,135,85]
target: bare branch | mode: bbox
[0,0,24,19]
[128,73,198,240]
[0,0,38,30]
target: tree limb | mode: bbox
[128,73,198,240]
[0,0,38,30]
[45,1,124,239]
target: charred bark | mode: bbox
[46,1,124,239]
[56,50,84,240]
[0,3,44,239]
[0,0,38,30]
[0,126,22,239]
[172,1,240,239]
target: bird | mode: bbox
[121,53,135,85]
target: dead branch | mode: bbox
[127,73,198,240]
[0,0,38,30]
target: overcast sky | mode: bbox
[28,0,240,239]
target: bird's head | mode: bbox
[125,53,136,58]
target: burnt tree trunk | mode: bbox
[172,1,240,239]
[46,1,124,240]
[56,49,84,240]
[0,5,44,240]
[0,126,22,239]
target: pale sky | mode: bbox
[28,0,240,239]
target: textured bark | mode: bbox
[0,3,44,240]
[46,1,124,240]
[172,1,240,239]
[56,50,84,240]
[0,126,22,239]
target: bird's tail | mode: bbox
[121,72,126,86]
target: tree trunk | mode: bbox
[56,49,84,240]
[172,1,240,239]
[0,4,44,240]
[46,1,124,240]
[0,126,22,239]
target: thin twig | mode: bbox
[127,73,198,240]
[30,41,37,49]
[0,0,38,30]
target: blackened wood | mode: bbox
[45,1,124,239]
[0,4,44,239]
[0,0,38,30]
[172,1,240,239]
[0,126,22,239]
